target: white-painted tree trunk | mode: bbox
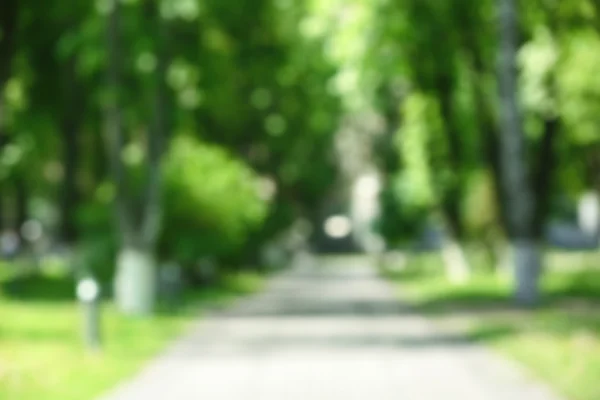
[441,238,470,285]
[498,0,541,305]
[494,240,512,281]
[578,191,600,239]
[512,240,542,306]
[114,247,157,316]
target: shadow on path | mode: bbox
[100,254,564,400]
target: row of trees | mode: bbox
[304,0,599,304]
[2,0,598,312]
[0,0,342,314]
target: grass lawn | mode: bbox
[0,265,265,400]
[382,250,600,400]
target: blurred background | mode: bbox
[1,0,599,399]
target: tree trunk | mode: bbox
[470,59,509,240]
[434,74,473,282]
[92,126,108,187]
[437,75,466,239]
[114,246,157,315]
[532,116,558,239]
[493,236,512,279]
[498,0,541,306]
[439,213,470,284]
[460,6,513,275]
[15,178,27,232]
[61,127,79,243]
[0,0,19,234]
[60,57,82,243]
[0,121,7,233]
[105,0,145,314]
[581,148,600,245]
[106,0,168,315]
[140,2,168,248]
[105,0,134,244]
[0,0,18,93]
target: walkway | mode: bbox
[100,254,562,400]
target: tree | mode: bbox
[0,0,20,233]
[105,0,168,315]
[497,0,541,305]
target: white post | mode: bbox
[77,277,102,351]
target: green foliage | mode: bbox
[518,26,558,121]
[161,135,269,264]
[376,92,448,245]
[558,29,600,146]
[462,169,499,237]
[3,0,600,294]
[394,93,446,210]
[376,180,429,245]
[1,0,342,282]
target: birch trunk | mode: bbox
[105,0,167,315]
[498,0,541,305]
[114,246,157,315]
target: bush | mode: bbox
[376,175,430,246]
[74,136,270,280]
[160,135,270,266]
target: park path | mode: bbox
[99,254,562,400]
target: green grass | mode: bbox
[383,251,600,400]
[0,268,266,400]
